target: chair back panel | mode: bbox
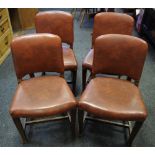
[92,34,148,81]
[92,12,134,46]
[11,34,64,79]
[35,11,74,46]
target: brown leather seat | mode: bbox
[35,11,77,93]
[78,34,148,146]
[9,34,77,143]
[63,47,77,71]
[83,49,94,70]
[10,76,76,118]
[82,12,134,89]
[79,77,147,121]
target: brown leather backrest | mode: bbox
[92,34,148,81]
[35,11,74,47]
[11,34,64,79]
[92,12,134,46]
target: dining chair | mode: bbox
[82,12,134,90]
[78,34,148,146]
[9,34,77,143]
[35,11,77,94]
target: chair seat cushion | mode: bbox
[63,47,77,71]
[10,76,77,118]
[79,77,147,121]
[82,49,93,70]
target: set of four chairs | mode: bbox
[9,11,148,146]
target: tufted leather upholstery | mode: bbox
[11,33,64,79]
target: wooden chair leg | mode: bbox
[118,75,121,79]
[71,8,75,14]
[127,121,144,146]
[107,8,115,12]
[78,9,84,21]
[78,109,84,135]
[71,8,77,18]
[127,76,132,81]
[29,73,35,78]
[80,9,86,28]
[70,108,77,137]
[42,72,46,76]
[12,117,28,143]
[82,68,87,90]
[72,70,77,95]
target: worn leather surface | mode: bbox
[83,12,134,70]
[10,76,77,118]
[79,77,147,121]
[63,47,77,71]
[83,49,94,70]
[11,34,64,79]
[35,11,77,71]
[92,34,148,81]
[92,12,134,46]
[35,11,74,46]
